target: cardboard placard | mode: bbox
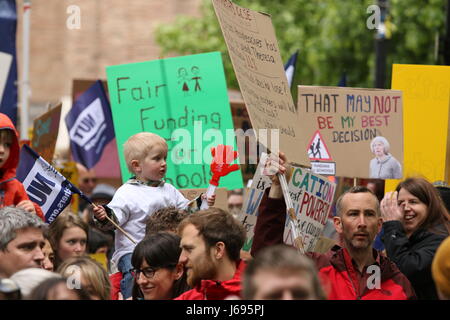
[237,153,272,251]
[31,103,62,163]
[385,64,450,191]
[237,153,336,253]
[212,0,310,167]
[179,187,228,212]
[106,52,243,190]
[285,166,336,252]
[298,86,403,179]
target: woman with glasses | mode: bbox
[131,232,190,300]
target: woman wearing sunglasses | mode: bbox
[131,232,190,300]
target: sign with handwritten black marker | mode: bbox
[212,0,311,167]
[298,86,403,179]
[106,52,243,189]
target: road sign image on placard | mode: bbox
[307,130,332,161]
[298,86,403,179]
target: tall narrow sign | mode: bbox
[285,167,336,252]
[212,0,310,167]
[237,152,272,252]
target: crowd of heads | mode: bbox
[1,133,450,301]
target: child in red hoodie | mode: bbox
[0,113,44,220]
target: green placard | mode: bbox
[106,52,243,190]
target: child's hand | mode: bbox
[200,193,216,207]
[16,200,36,214]
[92,204,107,221]
[207,194,216,207]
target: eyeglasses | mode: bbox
[0,278,21,300]
[131,267,158,279]
[131,264,176,279]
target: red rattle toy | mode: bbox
[200,144,240,209]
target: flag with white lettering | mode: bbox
[17,145,82,223]
[284,50,299,89]
[65,80,115,169]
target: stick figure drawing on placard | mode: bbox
[309,143,315,158]
[315,138,322,159]
[178,67,189,96]
[191,66,202,92]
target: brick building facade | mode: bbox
[16,0,201,120]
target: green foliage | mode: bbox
[155,0,446,90]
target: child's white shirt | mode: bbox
[108,181,189,264]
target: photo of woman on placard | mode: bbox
[369,136,402,179]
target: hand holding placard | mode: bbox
[263,152,305,253]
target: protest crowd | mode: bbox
[1,0,450,303]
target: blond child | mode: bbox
[93,132,214,298]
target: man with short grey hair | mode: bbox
[0,206,46,277]
[251,152,415,300]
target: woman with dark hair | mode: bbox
[131,232,190,300]
[381,177,450,299]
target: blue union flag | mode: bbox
[284,50,298,89]
[17,145,84,223]
[65,80,115,169]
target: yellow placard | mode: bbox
[385,64,450,191]
[54,161,79,213]
[89,253,108,271]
